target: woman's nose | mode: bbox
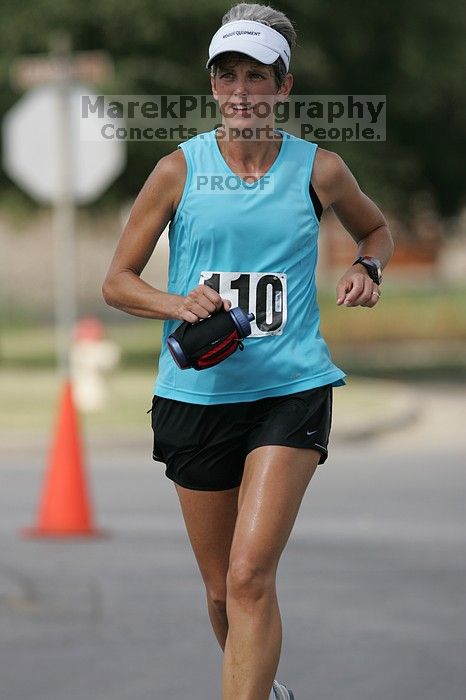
[232,77,248,95]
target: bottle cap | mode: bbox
[229,307,255,338]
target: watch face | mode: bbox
[368,266,380,284]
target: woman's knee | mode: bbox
[226,557,276,602]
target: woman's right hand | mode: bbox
[174,285,231,324]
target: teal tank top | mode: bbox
[153,128,346,404]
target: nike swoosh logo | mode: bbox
[306,429,318,436]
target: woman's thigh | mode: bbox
[228,445,320,582]
[174,482,240,598]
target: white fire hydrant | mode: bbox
[70,317,120,412]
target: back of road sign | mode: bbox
[2,83,125,205]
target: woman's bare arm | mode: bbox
[102,150,229,323]
[312,148,395,308]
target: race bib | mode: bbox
[200,271,287,336]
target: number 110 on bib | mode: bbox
[200,271,288,337]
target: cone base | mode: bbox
[21,526,109,539]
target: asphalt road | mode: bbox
[0,384,465,700]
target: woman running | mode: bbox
[103,3,394,698]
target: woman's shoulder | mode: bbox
[155,148,187,180]
[153,148,187,189]
[137,149,187,218]
[312,147,348,199]
[156,129,217,183]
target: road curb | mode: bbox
[332,379,422,443]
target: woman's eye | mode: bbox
[219,72,265,80]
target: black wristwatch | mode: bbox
[352,256,383,285]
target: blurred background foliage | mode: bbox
[0,0,465,221]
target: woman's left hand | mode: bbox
[336,270,381,308]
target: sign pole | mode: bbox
[50,33,76,377]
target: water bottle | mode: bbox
[167,307,255,370]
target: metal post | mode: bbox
[50,33,76,377]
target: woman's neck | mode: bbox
[215,126,282,171]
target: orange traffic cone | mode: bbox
[22,379,105,538]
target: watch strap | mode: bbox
[352,256,382,284]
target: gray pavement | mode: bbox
[0,382,465,700]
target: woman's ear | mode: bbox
[279,72,293,98]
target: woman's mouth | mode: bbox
[228,103,253,117]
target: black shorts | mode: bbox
[150,384,333,491]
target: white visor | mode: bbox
[206,19,291,72]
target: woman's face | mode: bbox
[211,54,292,131]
